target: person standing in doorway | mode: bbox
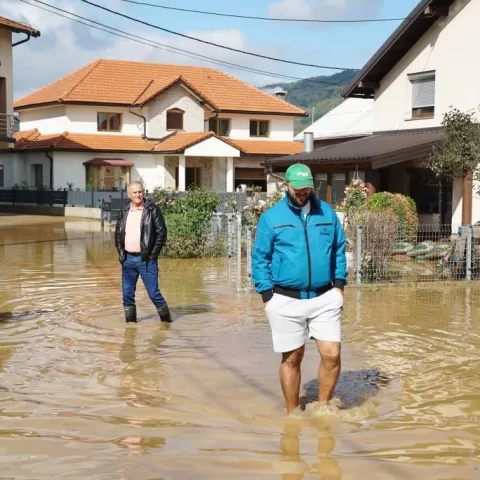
[115,181,172,323]
[252,164,347,414]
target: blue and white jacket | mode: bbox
[252,193,347,302]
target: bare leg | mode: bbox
[315,341,341,402]
[280,345,305,414]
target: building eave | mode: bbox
[342,0,455,98]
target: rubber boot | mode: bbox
[124,306,137,323]
[157,304,172,323]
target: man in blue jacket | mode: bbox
[252,163,347,414]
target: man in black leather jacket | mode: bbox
[115,181,171,323]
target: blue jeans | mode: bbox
[121,254,166,309]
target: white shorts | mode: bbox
[265,288,343,353]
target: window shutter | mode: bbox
[411,76,435,108]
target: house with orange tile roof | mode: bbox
[5,59,305,192]
[0,15,40,187]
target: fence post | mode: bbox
[246,226,252,288]
[466,223,472,281]
[100,199,105,229]
[227,213,234,257]
[236,213,242,260]
[356,225,362,285]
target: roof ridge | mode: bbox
[50,131,69,147]
[60,60,103,101]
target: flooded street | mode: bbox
[1,216,479,479]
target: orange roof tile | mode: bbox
[0,15,40,37]
[230,139,303,156]
[14,131,159,152]
[15,59,305,116]
[13,130,302,156]
[155,132,214,152]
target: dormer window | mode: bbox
[409,71,435,119]
[167,108,184,130]
[97,112,121,131]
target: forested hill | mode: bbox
[262,70,357,134]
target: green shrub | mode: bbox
[363,192,418,241]
[154,187,221,258]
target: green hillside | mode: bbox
[262,70,357,134]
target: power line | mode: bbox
[119,0,409,24]
[23,0,350,88]
[80,0,359,71]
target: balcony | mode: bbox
[0,113,18,142]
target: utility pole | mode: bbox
[311,107,315,124]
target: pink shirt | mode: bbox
[124,204,144,253]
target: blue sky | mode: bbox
[3,0,420,98]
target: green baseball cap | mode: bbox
[285,163,314,189]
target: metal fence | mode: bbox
[239,222,480,289]
[341,223,477,285]
[0,188,68,205]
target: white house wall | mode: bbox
[148,85,206,139]
[53,152,162,191]
[0,29,13,116]
[184,136,240,157]
[66,105,146,136]
[134,154,164,192]
[19,106,68,134]
[22,152,51,187]
[0,152,15,187]
[374,0,480,132]
[224,114,295,141]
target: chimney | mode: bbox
[275,89,287,100]
[304,132,313,153]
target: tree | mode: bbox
[424,108,480,224]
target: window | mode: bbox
[32,164,43,188]
[332,173,347,206]
[209,117,230,136]
[250,120,269,137]
[97,112,122,131]
[409,71,435,119]
[85,166,130,191]
[0,164,4,187]
[314,173,327,202]
[167,108,184,130]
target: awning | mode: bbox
[83,158,134,167]
[266,127,444,169]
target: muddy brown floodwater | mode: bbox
[0,216,479,479]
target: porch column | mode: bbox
[178,154,186,192]
[226,157,234,193]
[462,171,473,225]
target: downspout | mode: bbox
[45,151,53,189]
[12,33,31,47]
[129,79,155,140]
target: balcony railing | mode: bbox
[0,113,18,141]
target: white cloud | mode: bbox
[268,0,384,21]
[1,0,290,100]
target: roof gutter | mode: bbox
[12,32,31,47]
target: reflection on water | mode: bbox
[1,217,480,479]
